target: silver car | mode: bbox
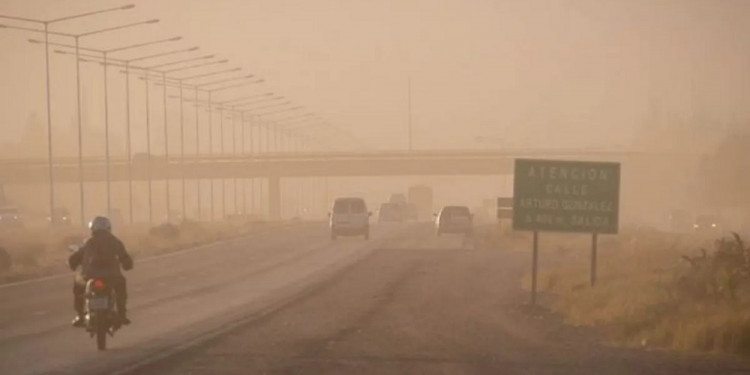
[435,206,473,236]
[329,197,371,240]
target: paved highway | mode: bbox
[0,222,413,375]
[0,222,747,375]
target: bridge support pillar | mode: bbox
[268,176,281,221]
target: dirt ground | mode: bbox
[135,225,750,375]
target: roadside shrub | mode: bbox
[149,223,180,240]
[12,243,46,267]
[678,233,750,303]
[179,219,207,236]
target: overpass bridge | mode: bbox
[0,149,650,182]
[0,149,671,220]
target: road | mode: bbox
[1,222,748,375]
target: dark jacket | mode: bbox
[68,231,133,279]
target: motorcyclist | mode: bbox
[68,216,133,327]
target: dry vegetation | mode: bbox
[505,226,750,356]
[0,219,281,284]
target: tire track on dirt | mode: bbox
[108,225,422,375]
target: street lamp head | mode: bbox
[254,79,265,83]
[204,55,217,59]
[187,46,200,52]
[121,4,136,10]
[146,19,160,24]
[218,59,229,63]
[169,36,183,42]
[53,49,69,55]
[244,74,254,78]
[28,38,43,44]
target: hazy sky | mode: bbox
[0,0,748,153]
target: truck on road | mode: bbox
[408,185,433,221]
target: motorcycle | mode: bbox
[69,245,122,351]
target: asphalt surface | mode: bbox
[1,222,749,375]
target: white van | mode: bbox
[329,197,371,240]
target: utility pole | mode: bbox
[408,76,412,152]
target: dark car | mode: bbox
[48,207,72,226]
[693,214,721,232]
[435,206,473,236]
[377,203,404,223]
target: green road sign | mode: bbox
[512,159,620,234]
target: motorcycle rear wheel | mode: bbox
[96,317,107,351]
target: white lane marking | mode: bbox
[0,224,302,290]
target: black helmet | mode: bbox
[88,216,112,233]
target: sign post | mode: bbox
[512,158,620,305]
[496,197,513,233]
[591,232,598,286]
[531,230,539,306]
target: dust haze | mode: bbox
[0,0,748,229]
[3,1,750,374]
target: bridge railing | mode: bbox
[0,149,670,167]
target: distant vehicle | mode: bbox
[0,206,24,229]
[378,203,404,223]
[406,203,419,221]
[694,214,721,232]
[471,206,492,224]
[435,205,473,236]
[408,185,433,221]
[48,207,72,225]
[389,193,407,205]
[329,197,371,240]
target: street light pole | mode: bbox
[36,25,172,225]
[75,36,84,226]
[145,68,153,224]
[62,43,195,224]
[208,90,214,221]
[232,111,238,215]
[62,20,162,219]
[408,76,412,151]
[241,112,247,215]
[131,57,226,221]
[103,51,112,215]
[0,4,136,225]
[158,75,265,221]
[195,87,201,220]
[179,82,185,220]
[219,106,225,219]
[249,115,256,215]
[162,71,170,221]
